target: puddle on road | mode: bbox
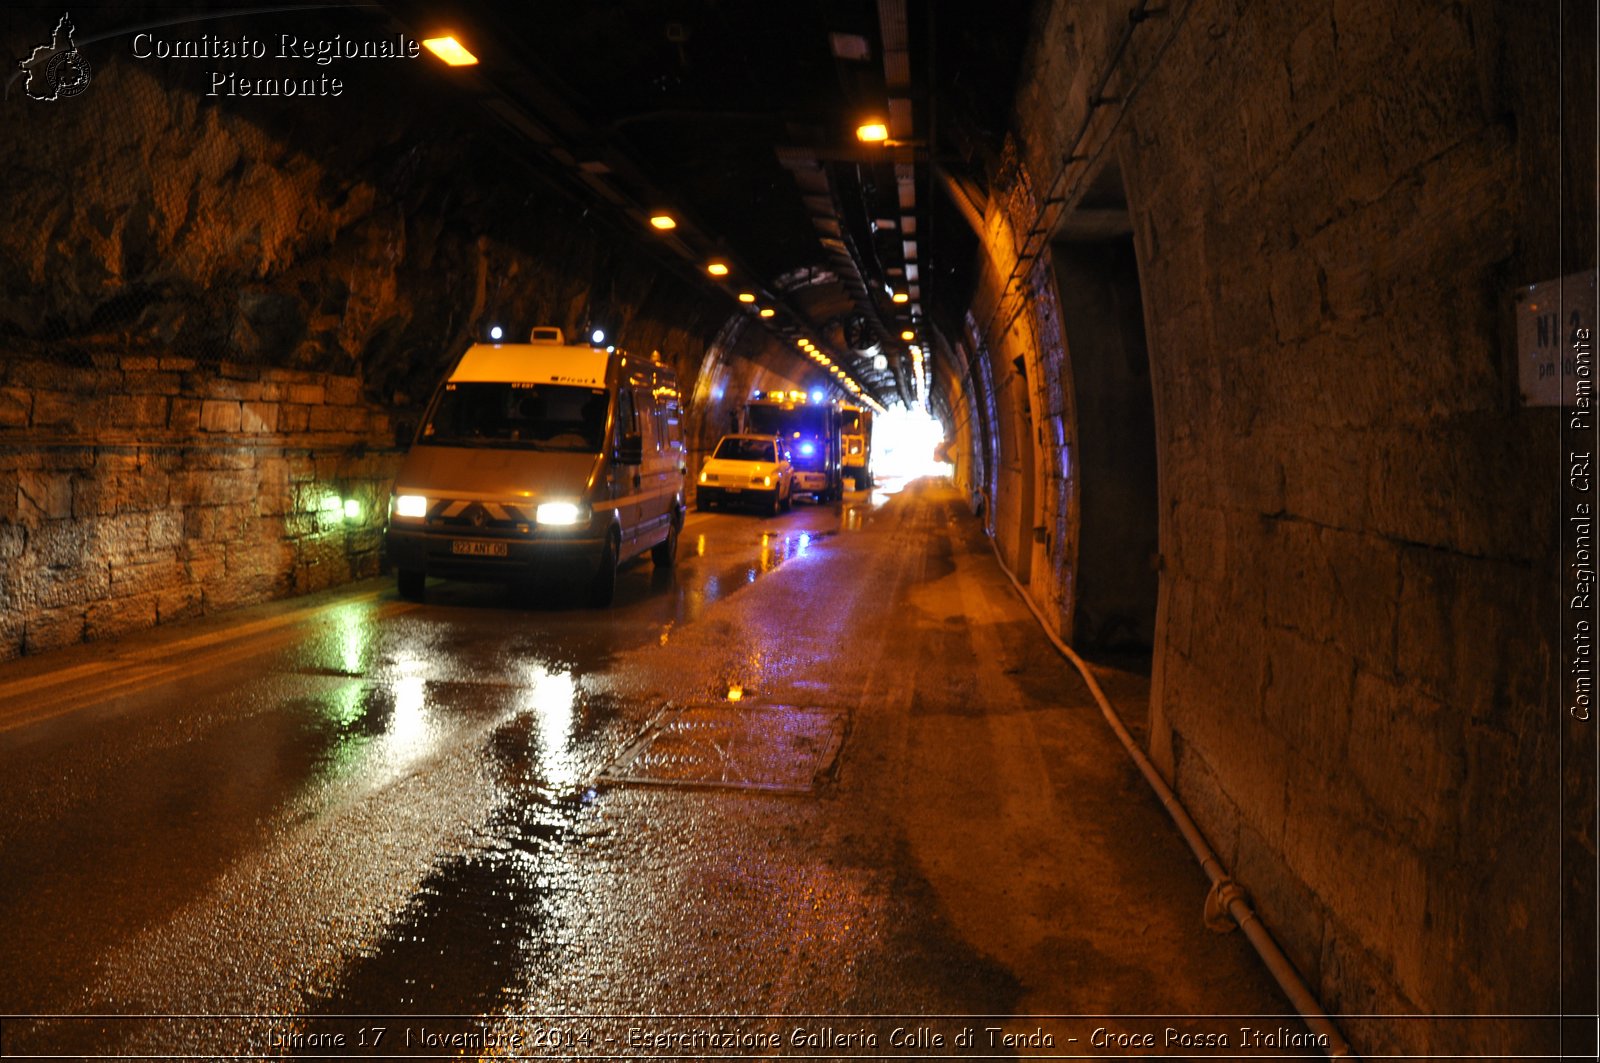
[658,528,838,640]
[298,791,592,1018]
[298,683,622,1019]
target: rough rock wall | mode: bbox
[0,29,732,655]
[961,0,1588,1055]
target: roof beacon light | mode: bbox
[591,328,606,344]
[489,325,503,341]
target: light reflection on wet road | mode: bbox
[0,478,1292,1058]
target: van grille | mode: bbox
[430,500,530,531]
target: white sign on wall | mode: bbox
[1518,269,1597,407]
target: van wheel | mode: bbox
[652,519,679,568]
[397,569,426,601]
[589,532,619,607]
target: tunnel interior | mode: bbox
[0,1,1595,1058]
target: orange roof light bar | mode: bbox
[422,35,478,66]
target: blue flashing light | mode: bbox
[799,441,816,457]
[810,388,824,403]
[489,324,504,341]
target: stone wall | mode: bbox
[949,0,1590,1055]
[0,355,396,659]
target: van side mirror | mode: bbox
[618,433,644,465]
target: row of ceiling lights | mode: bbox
[856,118,925,407]
[794,337,886,414]
[419,33,905,410]
[645,209,884,406]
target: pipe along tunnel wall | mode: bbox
[0,2,1593,1058]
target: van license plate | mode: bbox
[452,540,507,557]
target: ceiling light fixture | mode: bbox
[855,121,889,143]
[707,261,730,277]
[738,292,756,303]
[649,214,677,230]
[422,35,478,66]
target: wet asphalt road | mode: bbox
[0,478,1297,1059]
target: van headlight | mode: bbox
[394,494,428,518]
[535,501,588,526]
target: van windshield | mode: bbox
[421,382,609,452]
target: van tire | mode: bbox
[651,519,679,568]
[397,569,426,601]
[589,532,620,607]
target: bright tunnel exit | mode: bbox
[872,405,951,483]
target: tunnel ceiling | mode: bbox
[377,0,1034,410]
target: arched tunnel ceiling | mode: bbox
[376,0,1036,416]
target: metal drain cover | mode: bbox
[599,704,848,794]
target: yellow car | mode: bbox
[696,434,794,515]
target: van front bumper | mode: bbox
[386,526,606,580]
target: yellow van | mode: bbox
[385,328,687,605]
